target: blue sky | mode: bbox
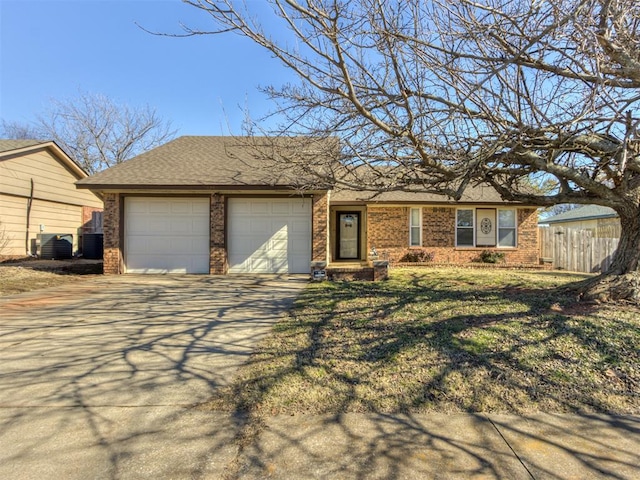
[0,0,295,135]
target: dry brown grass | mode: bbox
[0,260,101,296]
[206,268,640,415]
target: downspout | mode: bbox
[25,178,34,255]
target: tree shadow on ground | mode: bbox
[0,275,305,479]
[212,269,640,479]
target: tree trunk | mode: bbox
[580,206,640,304]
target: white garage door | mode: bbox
[124,197,210,274]
[228,198,311,274]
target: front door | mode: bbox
[476,208,497,247]
[337,212,360,259]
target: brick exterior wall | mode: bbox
[328,267,374,281]
[423,207,455,248]
[312,193,329,263]
[101,192,540,275]
[367,207,410,249]
[102,193,121,274]
[210,194,227,274]
[513,208,539,264]
[81,206,103,234]
[367,206,539,265]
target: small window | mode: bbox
[456,209,474,246]
[498,209,516,247]
[410,208,421,246]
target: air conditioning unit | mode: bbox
[36,233,73,259]
[82,233,103,259]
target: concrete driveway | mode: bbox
[0,275,307,479]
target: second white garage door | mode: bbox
[124,197,210,274]
[228,198,312,274]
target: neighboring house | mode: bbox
[0,140,103,258]
[540,205,620,238]
[76,136,540,275]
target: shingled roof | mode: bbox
[76,136,330,190]
[76,135,523,204]
[331,184,505,204]
[542,205,618,224]
[0,139,46,153]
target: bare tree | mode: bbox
[2,91,176,174]
[178,0,640,302]
[0,120,42,140]
[38,91,176,174]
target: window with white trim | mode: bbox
[498,209,516,247]
[456,209,474,246]
[410,208,422,246]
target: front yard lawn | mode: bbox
[206,268,640,415]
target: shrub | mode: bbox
[398,249,435,263]
[475,250,506,264]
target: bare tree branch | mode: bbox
[14,90,177,174]
[177,0,640,293]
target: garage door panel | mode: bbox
[149,237,173,252]
[127,201,148,214]
[251,258,270,272]
[289,254,309,272]
[125,197,209,274]
[270,243,287,254]
[250,219,270,234]
[126,254,209,274]
[228,198,311,274]
[291,219,310,234]
[148,201,171,214]
[169,218,189,232]
[270,225,288,240]
[251,202,269,214]
[271,202,291,215]
[192,220,210,235]
[231,237,253,254]
[291,202,311,214]
[191,201,210,214]
[190,236,210,251]
[126,220,149,235]
[126,237,150,254]
[230,200,250,214]
[233,222,251,235]
[170,202,191,214]
[271,258,288,272]
[147,218,170,234]
[169,218,208,234]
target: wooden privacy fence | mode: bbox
[539,226,620,273]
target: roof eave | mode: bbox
[545,213,619,224]
[331,199,536,206]
[75,183,327,191]
[0,141,89,178]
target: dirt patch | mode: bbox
[0,258,103,296]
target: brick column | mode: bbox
[102,193,122,274]
[373,260,389,281]
[312,193,329,263]
[210,194,227,274]
[516,208,539,263]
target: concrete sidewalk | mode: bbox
[232,412,640,479]
[0,408,637,479]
